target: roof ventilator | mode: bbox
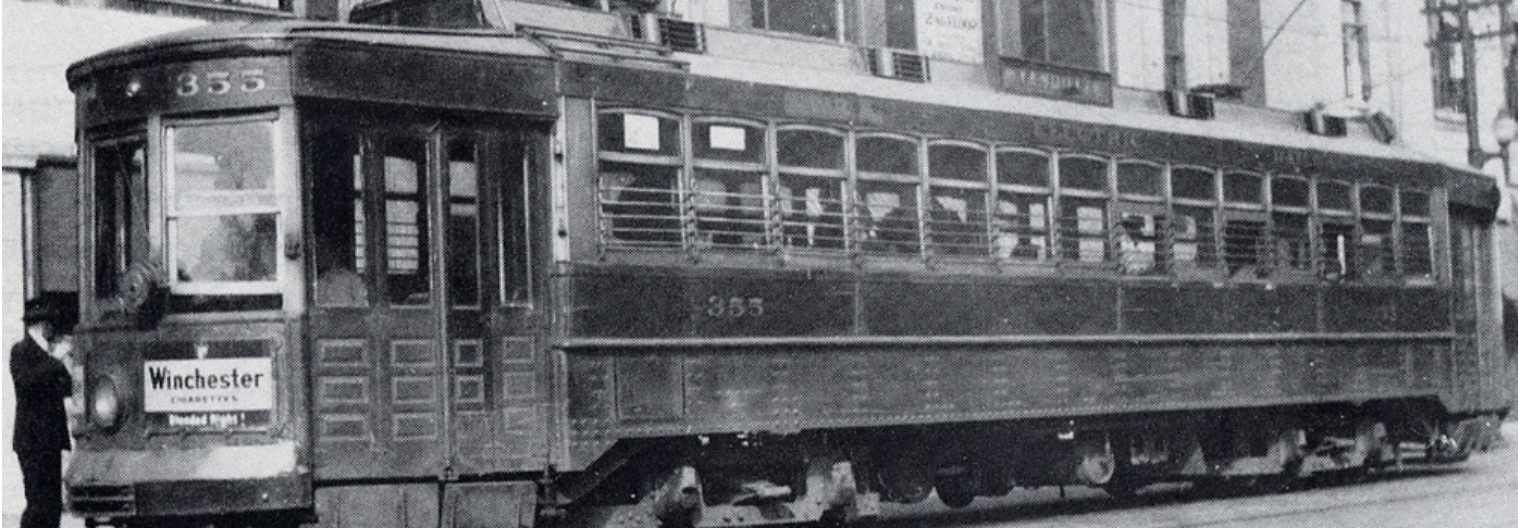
[1304,104,1348,137]
[632,13,705,53]
[1163,90,1216,120]
[1366,111,1397,143]
[867,48,930,83]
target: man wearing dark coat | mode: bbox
[11,298,73,528]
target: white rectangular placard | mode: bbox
[144,358,274,413]
[623,113,661,151]
[708,125,747,151]
[916,0,984,64]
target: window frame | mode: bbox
[1167,164,1221,276]
[1054,152,1113,265]
[1314,178,1357,280]
[1114,159,1167,276]
[993,147,1055,262]
[925,140,993,259]
[855,132,925,256]
[595,108,686,249]
[689,116,772,250]
[997,0,1110,71]
[743,0,845,42]
[163,111,284,296]
[1267,174,1316,278]
[1397,187,1436,282]
[775,124,850,253]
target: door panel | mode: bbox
[307,112,545,480]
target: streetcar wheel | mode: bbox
[934,475,976,509]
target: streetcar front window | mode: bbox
[167,118,279,290]
[92,137,148,299]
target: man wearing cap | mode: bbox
[11,298,73,528]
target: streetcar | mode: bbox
[61,2,1509,527]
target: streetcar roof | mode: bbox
[67,20,551,82]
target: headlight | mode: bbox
[91,377,121,430]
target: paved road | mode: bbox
[9,423,1512,528]
[874,423,1518,528]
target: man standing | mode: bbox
[11,298,73,528]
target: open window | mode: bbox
[1316,179,1356,280]
[1055,154,1109,264]
[777,127,847,251]
[857,135,922,255]
[1115,160,1165,275]
[1221,171,1268,278]
[926,142,990,257]
[1169,166,1218,273]
[311,127,367,307]
[91,134,149,301]
[993,149,1052,261]
[691,118,768,249]
[598,110,683,246]
[1270,176,1313,275]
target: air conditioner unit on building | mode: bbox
[867,48,930,83]
[631,13,705,52]
[1163,90,1215,120]
[1304,106,1348,137]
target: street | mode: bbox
[6,424,1512,528]
[875,423,1518,528]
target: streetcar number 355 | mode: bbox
[175,70,268,97]
[702,296,764,319]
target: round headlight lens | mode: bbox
[91,377,120,430]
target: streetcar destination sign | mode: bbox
[143,358,273,413]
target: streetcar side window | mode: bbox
[857,135,922,255]
[1221,172,1267,277]
[1115,161,1164,275]
[598,111,682,246]
[1358,185,1396,279]
[692,120,767,249]
[1271,176,1313,272]
[92,136,149,299]
[383,137,431,305]
[777,128,847,251]
[1056,155,1109,263]
[1316,180,1355,280]
[993,149,1051,261]
[926,143,990,257]
[1399,189,1434,279]
[1169,167,1218,271]
[311,128,369,307]
[166,118,279,293]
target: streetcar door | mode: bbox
[306,116,541,480]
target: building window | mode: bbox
[1342,0,1372,102]
[1429,1,1467,113]
[741,0,840,40]
[997,0,1104,70]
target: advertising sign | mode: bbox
[144,358,274,428]
[916,0,983,63]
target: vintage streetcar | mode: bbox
[62,2,1509,527]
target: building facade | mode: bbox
[1,0,1514,517]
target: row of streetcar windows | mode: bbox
[595,110,1436,281]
